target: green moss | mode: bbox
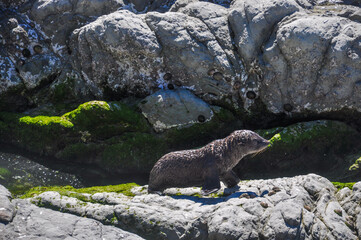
[0,167,11,180]
[349,156,361,171]
[8,181,34,197]
[0,102,241,174]
[267,121,356,151]
[15,115,74,154]
[20,183,139,200]
[332,182,356,190]
[110,214,118,224]
[0,100,151,157]
[19,116,73,128]
[256,127,284,140]
[63,101,148,136]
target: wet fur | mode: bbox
[148,130,269,194]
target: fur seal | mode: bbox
[148,130,270,195]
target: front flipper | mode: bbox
[220,170,240,188]
[201,161,220,195]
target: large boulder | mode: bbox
[139,89,214,132]
[1,0,361,127]
[145,10,236,102]
[70,10,162,98]
[1,197,144,239]
[0,10,66,111]
[260,13,361,115]
[25,174,361,240]
[29,0,125,48]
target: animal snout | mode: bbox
[259,139,270,148]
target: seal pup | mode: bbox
[148,130,270,195]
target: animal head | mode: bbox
[231,130,270,155]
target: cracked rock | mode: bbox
[21,174,361,240]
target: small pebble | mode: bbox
[260,202,268,208]
[268,190,276,196]
[304,205,311,212]
[239,193,250,199]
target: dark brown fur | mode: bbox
[148,130,270,194]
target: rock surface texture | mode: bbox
[1,174,359,240]
[0,199,144,240]
[139,89,214,132]
[0,0,360,126]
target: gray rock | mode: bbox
[0,0,28,8]
[0,185,14,223]
[145,10,235,101]
[139,89,214,132]
[29,0,125,48]
[70,10,162,98]
[179,2,243,71]
[27,174,361,240]
[261,13,361,114]
[170,0,200,12]
[1,198,144,240]
[0,152,83,195]
[126,0,151,12]
[229,0,301,65]
[2,0,361,128]
[18,53,62,90]
[0,10,63,110]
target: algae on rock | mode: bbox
[0,99,240,175]
[21,182,139,200]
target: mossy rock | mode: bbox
[0,167,12,180]
[349,155,361,171]
[0,100,242,174]
[0,101,150,157]
[332,182,356,190]
[0,112,75,155]
[63,101,149,138]
[235,120,361,181]
[20,183,139,200]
